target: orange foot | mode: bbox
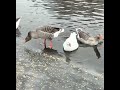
[48,40,53,49]
[48,45,52,49]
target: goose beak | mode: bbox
[25,36,31,43]
[99,34,104,40]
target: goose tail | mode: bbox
[16,16,22,29]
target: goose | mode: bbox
[16,17,22,29]
[63,32,79,51]
[76,28,104,59]
[25,26,64,49]
[76,28,104,46]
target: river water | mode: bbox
[16,0,104,90]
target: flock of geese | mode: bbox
[16,17,104,59]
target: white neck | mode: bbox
[53,31,60,38]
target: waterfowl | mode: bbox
[75,28,104,59]
[76,28,104,46]
[63,32,79,51]
[16,17,22,29]
[25,26,64,49]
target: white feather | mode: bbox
[53,31,60,37]
[53,28,64,38]
[16,17,21,29]
[63,32,79,51]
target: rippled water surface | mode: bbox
[16,0,104,90]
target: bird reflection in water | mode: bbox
[78,41,103,59]
[63,47,79,63]
[41,48,62,56]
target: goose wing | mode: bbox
[36,26,60,34]
[78,31,90,40]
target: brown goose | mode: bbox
[76,28,104,59]
[25,26,64,49]
[76,28,104,46]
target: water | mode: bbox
[16,0,104,90]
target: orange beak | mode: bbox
[99,34,104,40]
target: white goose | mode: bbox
[16,17,22,29]
[63,32,79,51]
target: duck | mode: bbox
[16,17,22,29]
[76,28,104,46]
[25,26,64,49]
[63,32,79,51]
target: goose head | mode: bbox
[60,28,64,33]
[94,34,104,46]
[54,28,64,38]
[95,34,104,41]
[75,28,83,35]
[25,31,39,43]
[69,32,77,39]
[25,31,32,43]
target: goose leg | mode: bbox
[43,34,47,48]
[44,39,46,48]
[48,40,53,49]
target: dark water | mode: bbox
[16,0,104,90]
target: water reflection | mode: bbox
[28,0,104,30]
[78,41,101,59]
[28,0,36,2]
[41,0,104,17]
[29,0,104,18]
[85,0,104,3]
[63,48,79,63]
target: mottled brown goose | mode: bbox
[76,28,104,59]
[25,26,64,49]
[76,28,104,46]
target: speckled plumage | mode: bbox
[25,26,64,48]
[76,28,103,46]
[78,30,90,41]
[36,26,60,34]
